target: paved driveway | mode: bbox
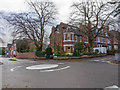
[1,55,119,88]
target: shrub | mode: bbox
[95,49,99,54]
[74,42,84,52]
[0,48,5,55]
[54,51,61,56]
[83,52,91,55]
[73,50,80,56]
[45,47,53,58]
[83,51,87,55]
[25,49,29,52]
[29,47,36,52]
[61,53,67,56]
[35,51,46,57]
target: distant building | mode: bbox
[50,22,115,54]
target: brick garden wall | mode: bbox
[16,52,35,58]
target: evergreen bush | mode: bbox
[45,47,53,58]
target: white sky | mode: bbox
[0,0,111,47]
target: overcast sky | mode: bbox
[0,0,111,47]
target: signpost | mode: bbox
[34,49,36,60]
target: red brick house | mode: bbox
[50,22,113,55]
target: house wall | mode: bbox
[50,22,114,54]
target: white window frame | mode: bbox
[80,36,82,42]
[64,34,66,40]
[67,33,70,40]
[98,37,100,43]
[71,34,74,40]
[75,35,77,41]
[85,37,88,43]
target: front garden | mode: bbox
[34,42,107,60]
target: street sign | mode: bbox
[34,49,36,52]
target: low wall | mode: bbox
[16,52,46,59]
[16,52,35,59]
[53,54,107,60]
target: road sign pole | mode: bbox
[34,49,36,61]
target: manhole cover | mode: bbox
[26,64,58,70]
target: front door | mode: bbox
[67,47,71,53]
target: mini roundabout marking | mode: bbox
[10,66,22,71]
[104,85,119,89]
[10,63,70,72]
[26,63,70,72]
[26,64,59,70]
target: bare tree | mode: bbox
[2,1,57,51]
[109,0,120,52]
[69,1,114,52]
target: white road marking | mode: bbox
[40,66,70,72]
[93,60,100,62]
[10,66,22,71]
[58,63,64,64]
[26,64,58,70]
[105,85,119,89]
[101,61,106,62]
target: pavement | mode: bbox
[0,55,119,88]
[0,57,2,90]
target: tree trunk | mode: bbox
[118,32,120,53]
[117,32,120,60]
[89,39,94,52]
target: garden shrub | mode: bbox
[95,49,99,54]
[29,47,36,52]
[61,53,67,56]
[35,51,46,57]
[25,49,29,52]
[45,47,53,58]
[54,51,61,56]
[0,48,5,55]
[73,50,80,56]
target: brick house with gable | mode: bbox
[50,22,114,55]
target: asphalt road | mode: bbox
[0,55,119,88]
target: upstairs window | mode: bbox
[64,34,66,40]
[98,37,100,42]
[75,35,77,41]
[71,34,74,40]
[67,33,70,40]
[85,37,88,43]
[80,36,82,42]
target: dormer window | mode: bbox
[55,27,59,33]
[67,26,70,30]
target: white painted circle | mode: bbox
[26,64,59,70]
